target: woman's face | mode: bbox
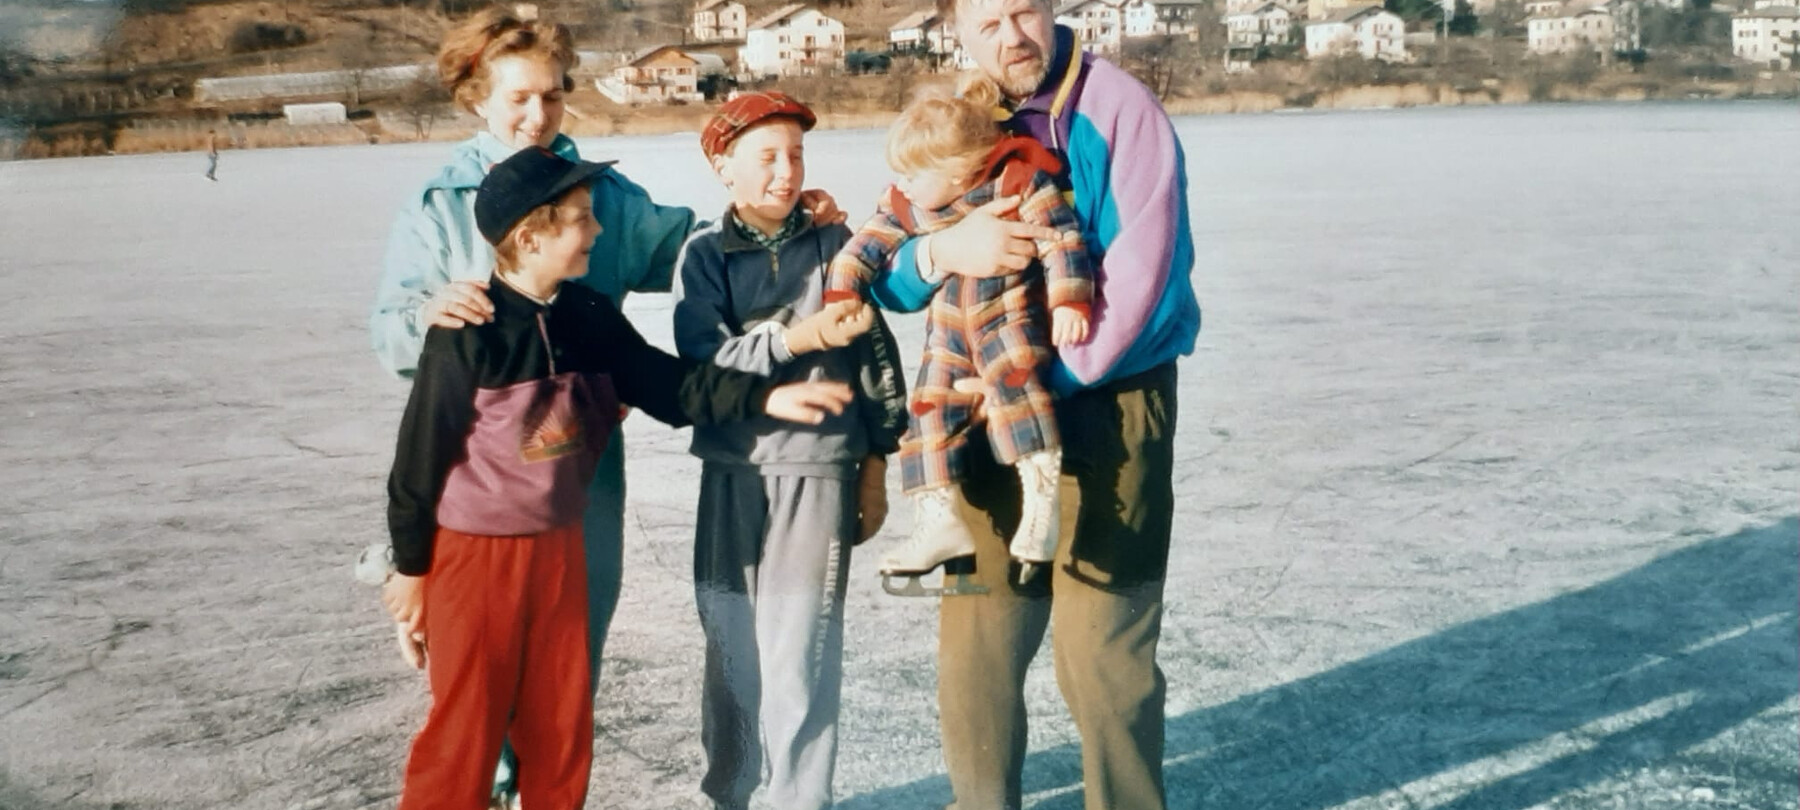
[473,54,566,150]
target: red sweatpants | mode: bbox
[398,523,592,810]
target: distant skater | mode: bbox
[204,129,219,181]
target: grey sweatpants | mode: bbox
[693,463,855,810]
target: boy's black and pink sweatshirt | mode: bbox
[386,276,773,577]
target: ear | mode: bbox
[512,225,538,256]
[710,153,732,186]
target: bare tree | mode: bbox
[1122,35,1201,100]
[886,56,922,110]
[397,64,449,140]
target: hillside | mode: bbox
[2,0,926,79]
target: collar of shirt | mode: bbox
[727,205,809,252]
[492,271,560,308]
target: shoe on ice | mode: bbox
[1009,449,1062,584]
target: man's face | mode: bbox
[954,0,1056,99]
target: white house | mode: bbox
[595,45,703,104]
[692,0,747,42]
[1056,0,1127,51]
[1734,6,1800,67]
[1528,5,1615,53]
[1151,0,1210,38]
[1226,2,1293,46]
[889,9,939,51]
[1122,0,1160,37]
[1528,0,1640,55]
[1304,5,1407,60]
[927,25,978,68]
[740,4,846,76]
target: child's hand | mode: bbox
[950,378,998,426]
[382,574,427,668]
[418,280,493,329]
[1052,307,1089,347]
[382,573,425,631]
[800,189,846,225]
[763,381,854,424]
[856,456,889,544]
[783,300,873,355]
[394,622,428,670]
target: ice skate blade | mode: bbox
[881,558,988,598]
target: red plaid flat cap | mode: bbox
[700,91,817,160]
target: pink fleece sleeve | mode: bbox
[1055,61,1185,387]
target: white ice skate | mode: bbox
[1010,449,1062,584]
[880,486,988,597]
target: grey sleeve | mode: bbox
[672,239,795,374]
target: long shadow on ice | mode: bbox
[841,518,1799,809]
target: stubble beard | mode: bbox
[996,53,1048,99]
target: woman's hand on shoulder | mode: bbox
[418,280,494,329]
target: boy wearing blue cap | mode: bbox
[380,147,854,810]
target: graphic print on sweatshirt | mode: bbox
[520,376,589,463]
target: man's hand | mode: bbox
[783,300,874,355]
[764,381,854,424]
[929,197,1059,279]
[855,455,889,544]
[418,280,494,329]
[800,189,846,226]
[1052,307,1089,347]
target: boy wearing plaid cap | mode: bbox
[381,146,855,810]
[822,75,1093,595]
[673,91,907,810]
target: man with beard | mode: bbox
[867,0,1201,807]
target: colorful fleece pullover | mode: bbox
[386,277,775,577]
[869,25,1201,396]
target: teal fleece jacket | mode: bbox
[370,131,697,378]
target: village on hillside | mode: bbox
[504,0,1800,106]
[0,0,1794,156]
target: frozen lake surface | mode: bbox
[1,101,1796,809]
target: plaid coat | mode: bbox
[824,138,1095,493]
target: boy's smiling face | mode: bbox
[712,119,806,235]
[506,185,601,295]
[536,186,601,281]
